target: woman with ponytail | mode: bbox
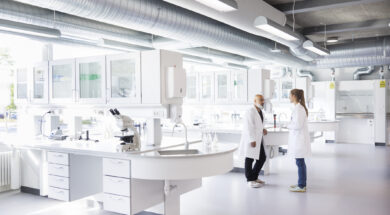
[288,89,311,192]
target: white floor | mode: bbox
[1,142,389,215]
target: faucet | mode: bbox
[172,121,189,150]
[279,113,288,128]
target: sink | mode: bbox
[158,149,201,156]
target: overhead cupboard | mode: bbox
[185,69,248,104]
[15,52,142,105]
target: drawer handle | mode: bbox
[54,166,64,169]
[56,190,64,194]
[109,196,123,201]
[56,178,65,182]
[111,160,124,165]
[54,154,64,157]
[110,178,123,183]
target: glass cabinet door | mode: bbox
[49,59,76,103]
[199,72,214,103]
[32,62,49,103]
[106,53,141,104]
[76,56,106,103]
[214,71,230,103]
[185,72,199,103]
[281,79,294,101]
[15,68,29,103]
[231,70,247,102]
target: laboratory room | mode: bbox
[0,0,390,215]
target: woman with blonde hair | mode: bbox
[288,89,311,192]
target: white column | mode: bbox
[374,80,387,146]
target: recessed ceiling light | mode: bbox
[303,40,330,56]
[327,37,338,43]
[254,16,300,41]
[195,0,238,12]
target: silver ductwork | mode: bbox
[314,37,390,69]
[297,69,315,81]
[352,66,383,80]
[13,0,308,67]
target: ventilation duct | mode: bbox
[13,0,308,67]
[314,37,390,69]
[297,69,315,81]
[353,66,382,80]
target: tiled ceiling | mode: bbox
[264,0,390,43]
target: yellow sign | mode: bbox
[329,82,335,89]
[380,80,386,88]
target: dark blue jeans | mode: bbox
[296,158,307,188]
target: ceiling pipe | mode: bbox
[314,37,390,69]
[297,69,315,81]
[13,0,308,67]
[353,66,375,80]
[0,0,258,66]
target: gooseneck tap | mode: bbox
[172,121,189,150]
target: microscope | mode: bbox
[109,108,140,152]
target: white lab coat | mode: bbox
[288,103,311,158]
[239,106,264,160]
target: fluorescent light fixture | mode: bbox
[0,19,60,38]
[254,16,299,41]
[326,37,338,43]
[195,0,238,12]
[99,38,151,52]
[303,40,330,56]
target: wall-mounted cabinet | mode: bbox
[230,70,247,103]
[214,71,230,104]
[199,72,214,103]
[49,59,76,104]
[31,62,49,104]
[106,53,141,104]
[76,56,106,104]
[185,72,199,103]
[15,67,29,104]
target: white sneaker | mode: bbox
[248,181,262,188]
[255,179,265,185]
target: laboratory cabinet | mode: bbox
[76,56,106,104]
[102,158,165,215]
[31,62,49,104]
[230,70,248,103]
[185,71,199,103]
[271,77,311,103]
[214,71,230,103]
[14,67,29,104]
[49,59,76,104]
[47,151,102,202]
[106,53,141,104]
[199,72,215,103]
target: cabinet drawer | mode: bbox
[48,164,69,177]
[103,193,130,215]
[48,175,69,190]
[103,176,130,197]
[103,158,131,178]
[48,187,69,201]
[48,152,69,165]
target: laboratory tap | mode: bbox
[279,113,288,128]
[172,121,189,150]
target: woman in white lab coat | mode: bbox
[288,89,311,192]
[239,95,267,188]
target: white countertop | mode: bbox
[2,134,236,160]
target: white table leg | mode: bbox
[164,194,180,215]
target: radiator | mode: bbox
[0,151,12,192]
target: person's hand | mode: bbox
[250,141,256,148]
[263,129,268,135]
